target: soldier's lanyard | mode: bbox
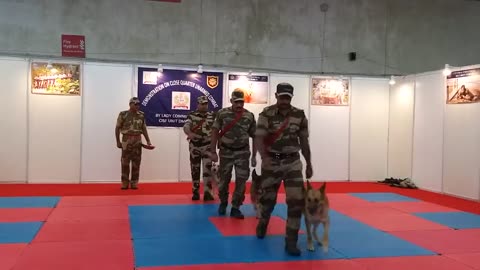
[187,117,206,141]
[264,114,290,148]
[191,118,206,133]
[218,108,245,138]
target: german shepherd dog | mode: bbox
[304,180,330,252]
[250,169,263,218]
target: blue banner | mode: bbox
[137,67,224,127]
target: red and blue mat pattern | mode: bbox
[0,182,479,270]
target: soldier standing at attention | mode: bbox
[183,96,216,201]
[210,90,257,219]
[115,97,153,190]
[254,83,313,256]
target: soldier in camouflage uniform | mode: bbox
[210,90,257,219]
[254,83,313,256]
[183,96,216,201]
[115,97,152,190]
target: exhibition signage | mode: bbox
[61,34,86,58]
[446,68,480,104]
[137,67,224,127]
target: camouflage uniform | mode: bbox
[212,91,256,218]
[116,98,148,189]
[255,83,310,256]
[184,96,216,201]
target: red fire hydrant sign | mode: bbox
[61,34,86,58]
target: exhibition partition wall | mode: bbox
[0,56,478,201]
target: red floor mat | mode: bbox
[0,182,478,214]
[351,255,476,270]
[11,240,134,270]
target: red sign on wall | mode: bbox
[61,34,86,58]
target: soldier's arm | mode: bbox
[254,112,269,159]
[183,114,193,136]
[209,112,222,153]
[298,113,311,166]
[142,118,151,144]
[249,114,258,158]
[115,113,123,145]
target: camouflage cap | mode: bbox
[129,97,140,104]
[276,83,294,97]
[231,89,245,101]
[197,95,208,104]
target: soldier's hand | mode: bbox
[187,133,199,140]
[210,152,219,163]
[306,164,313,179]
[261,156,271,168]
[117,142,122,149]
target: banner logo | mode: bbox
[172,91,190,110]
[207,76,219,89]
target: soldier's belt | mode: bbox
[268,152,300,160]
[190,140,210,147]
[122,133,141,137]
[220,143,248,150]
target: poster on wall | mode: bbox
[227,73,269,104]
[137,67,224,127]
[446,68,480,104]
[31,62,81,95]
[311,77,350,106]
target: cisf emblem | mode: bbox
[207,76,219,89]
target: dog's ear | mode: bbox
[319,182,326,194]
[306,179,313,190]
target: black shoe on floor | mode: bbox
[230,207,244,219]
[218,203,227,215]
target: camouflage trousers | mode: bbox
[259,153,304,243]
[121,138,142,188]
[189,142,213,195]
[218,145,250,208]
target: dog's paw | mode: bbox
[307,243,315,252]
[322,245,329,253]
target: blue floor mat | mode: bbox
[348,192,420,202]
[0,222,44,243]
[414,211,480,229]
[0,196,60,208]
[129,203,436,266]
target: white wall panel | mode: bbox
[387,76,415,179]
[309,76,350,181]
[443,99,480,200]
[412,72,445,192]
[349,78,389,181]
[28,60,82,183]
[0,57,28,182]
[81,63,133,182]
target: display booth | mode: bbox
[0,56,478,201]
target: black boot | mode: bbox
[285,231,301,256]
[256,218,269,239]
[192,182,200,200]
[230,207,244,219]
[203,191,214,201]
[218,202,227,215]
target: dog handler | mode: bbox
[209,90,257,219]
[254,83,313,256]
[115,97,153,190]
[183,96,217,201]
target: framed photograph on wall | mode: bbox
[311,77,350,106]
[31,61,81,95]
[446,67,480,104]
[227,73,269,104]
